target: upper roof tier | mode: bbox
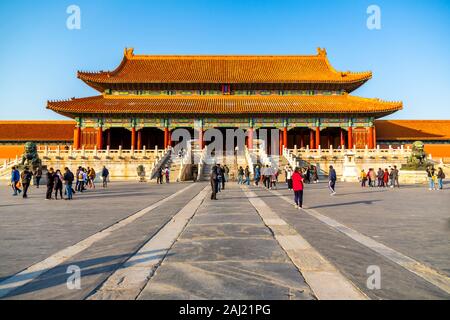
[78,48,372,92]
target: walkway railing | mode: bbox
[37,146,167,161]
[288,145,412,161]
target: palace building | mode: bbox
[46,48,403,153]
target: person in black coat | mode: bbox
[46,168,55,200]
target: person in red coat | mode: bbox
[292,167,304,209]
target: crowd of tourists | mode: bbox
[359,166,400,188]
[9,165,110,200]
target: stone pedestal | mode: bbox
[341,151,359,182]
[399,170,428,184]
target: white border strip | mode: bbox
[0,183,197,298]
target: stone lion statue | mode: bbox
[21,142,42,168]
[407,141,426,166]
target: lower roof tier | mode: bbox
[47,94,402,118]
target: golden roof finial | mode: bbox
[317,48,327,57]
[124,48,135,59]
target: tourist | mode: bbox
[63,167,75,200]
[284,164,289,185]
[383,168,389,187]
[328,165,337,195]
[377,168,384,187]
[101,166,109,188]
[271,168,278,189]
[10,166,22,196]
[165,166,170,183]
[75,167,83,192]
[305,167,311,184]
[286,166,293,190]
[46,168,55,200]
[156,167,163,184]
[312,166,319,184]
[254,165,261,186]
[292,167,304,209]
[82,168,88,191]
[237,166,244,185]
[217,164,223,192]
[20,167,33,198]
[432,169,438,191]
[244,166,250,185]
[224,165,230,184]
[210,165,218,200]
[392,165,400,188]
[88,167,96,189]
[221,165,226,190]
[34,167,42,188]
[360,169,367,187]
[369,168,376,187]
[437,167,445,190]
[53,169,63,200]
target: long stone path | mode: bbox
[0,180,449,300]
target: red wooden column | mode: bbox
[283,127,288,149]
[315,127,320,149]
[168,130,172,148]
[348,126,353,149]
[368,126,374,149]
[96,127,103,150]
[164,127,169,149]
[300,131,305,148]
[340,128,345,148]
[74,126,81,150]
[247,128,254,149]
[373,125,377,148]
[309,129,314,148]
[131,127,136,149]
[198,129,204,150]
[137,130,142,150]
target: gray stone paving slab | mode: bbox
[3,183,208,300]
[294,181,450,277]
[139,261,314,300]
[0,182,191,281]
[250,184,450,300]
[138,184,314,300]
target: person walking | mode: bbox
[292,167,304,209]
[328,165,337,195]
[221,165,226,190]
[53,169,63,200]
[360,169,367,187]
[10,166,22,196]
[224,165,230,184]
[312,166,319,184]
[101,166,109,188]
[383,168,389,187]
[165,166,170,183]
[254,165,261,186]
[20,167,33,198]
[63,167,75,200]
[377,168,384,187]
[88,167,96,189]
[244,166,250,186]
[437,167,445,190]
[76,167,83,192]
[46,168,55,200]
[210,165,218,200]
[271,168,278,189]
[286,166,293,190]
[34,167,42,188]
[217,164,223,193]
[369,168,376,188]
[237,166,244,185]
[392,165,400,188]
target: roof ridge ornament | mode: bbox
[317,48,327,57]
[124,48,134,59]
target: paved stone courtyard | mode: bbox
[0,179,449,300]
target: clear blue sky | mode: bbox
[0,0,449,120]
